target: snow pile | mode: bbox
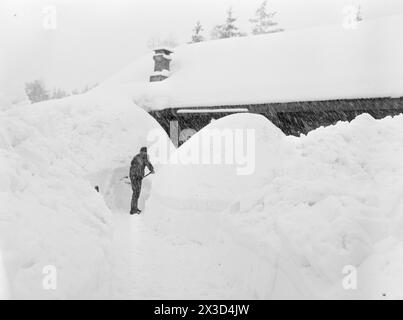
[12,91,168,175]
[148,113,282,211]
[0,112,111,298]
[220,113,403,299]
[100,14,403,109]
[145,112,403,299]
[144,113,282,242]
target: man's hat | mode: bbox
[140,146,147,152]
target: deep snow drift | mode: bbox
[0,111,111,298]
[148,113,283,212]
[145,113,403,299]
[100,14,403,109]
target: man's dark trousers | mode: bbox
[130,178,142,213]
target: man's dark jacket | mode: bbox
[130,153,154,181]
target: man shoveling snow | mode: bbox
[129,147,155,214]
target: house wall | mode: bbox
[149,97,403,143]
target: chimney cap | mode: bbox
[153,47,174,55]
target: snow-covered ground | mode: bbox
[2,14,403,299]
[104,214,233,299]
[3,90,403,298]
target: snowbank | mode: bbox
[145,112,403,299]
[148,113,283,212]
[100,14,403,109]
[0,112,112,298]
[11,91,169,175]
[144,112,282,243]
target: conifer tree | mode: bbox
[191,21,205,43]
[250,1,283,35]
[211,7,245,39]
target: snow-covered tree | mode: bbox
[250,1,283,35]
[211,7,245,39]
[51,88,69,99]
[190,21,205,43]
[24,80,49,104]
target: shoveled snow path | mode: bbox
[105,213,230,299]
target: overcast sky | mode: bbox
[1,0,403,100]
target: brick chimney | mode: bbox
[150,48,173,82]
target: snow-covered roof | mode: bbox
[100,14,403,111]
[153,47,174,54]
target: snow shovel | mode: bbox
[122,172,153,185]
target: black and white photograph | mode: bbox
[1,0,403,303]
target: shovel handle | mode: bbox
[143,172,152,178]
[122,172,153,184]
